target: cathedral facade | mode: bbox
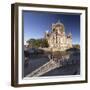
[45,21,72,51]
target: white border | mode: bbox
[18,6,86,84]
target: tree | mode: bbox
[41,39,49,47]
[73,44,80,49]
[26,38,49,48]
[27,39,36,48]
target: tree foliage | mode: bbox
[73,44,80,49]
[27,38,49,48]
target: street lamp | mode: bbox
[51,44,53,60]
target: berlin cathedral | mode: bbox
[45,20,72,51]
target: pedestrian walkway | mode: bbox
[26,58,63,77]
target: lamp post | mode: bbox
[51,44,53,60]
[56,30,58,44]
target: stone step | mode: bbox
[26,59,62,77]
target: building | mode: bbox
[45,20,72,51]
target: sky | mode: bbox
[23,11,80,44]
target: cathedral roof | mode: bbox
[52,21,64,26]
[52,20,64,32]
[55,20,64,27]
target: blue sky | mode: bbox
[23,11,80,44]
